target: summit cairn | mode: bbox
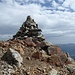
[13,16,43,40]
[13,15,50,48]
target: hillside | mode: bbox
[0,16,75,75]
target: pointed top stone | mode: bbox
[26,15,32,21]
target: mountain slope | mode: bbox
[58,44,75,59]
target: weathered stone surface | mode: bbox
[49,69,58,75]
[32,51,42,59]
[0,41,9,48]
[24,37,36,47]
[11,44,24,55]
[47,46,62,55]
[48,54,63,67]
[66,52,74,63]
[67,64,75,75]
[1,48,23,67]
[0,47,3,54]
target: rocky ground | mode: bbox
[0,16,75,75]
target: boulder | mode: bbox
[1,48,23,67]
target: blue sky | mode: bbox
[0,0,75,44]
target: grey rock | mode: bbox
[67,64,75,75]
[1,48,23,67]
[0,47,3,54]
[66,52,74,62]
[49,69,58,75]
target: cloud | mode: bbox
[0,1,75,44]
[62,0,75,11]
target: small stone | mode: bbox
[42,69,46,73]
[26,56,31,60]
[8,65,13,69]
[49,69,58,75]
[37,67,41,71]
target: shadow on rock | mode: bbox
[1,48,23,67]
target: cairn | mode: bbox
[13,16,45,40]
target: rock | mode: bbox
[0,41,9,48]
[0,47,3,54]
[47,46,62,55]
[47,54,63,67]
[1,48,23,67]
[66,52,74,63]
[12,45,24,55]
[41,50,47,55]
[67,64,75,75]
[0,42,3,47]
[49,69,58,75]
[32,51,42,59]
[37,34,45,41]
[40,41,51,48]
[24,37,36,47]
[26,56,31,60]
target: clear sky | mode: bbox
[0,0,75,44]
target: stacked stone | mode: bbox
[13,16,44,40]
[13,16,52,54]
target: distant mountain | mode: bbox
[58,43,75,60]
[0,0,74,12]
